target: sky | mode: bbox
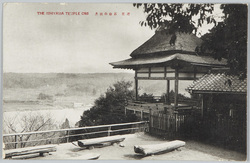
[3,3,223,73]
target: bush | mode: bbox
[139,93,154,103]
[37,93,53,100]
[78,80,138,126]
[71,80,139,141]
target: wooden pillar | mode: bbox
[135,70,138,101]
[200,94,204,118]
[149,67,151,78]
[164,66,167,78]
[166,80,170,104]
[174,68,179,109]
[140,110,143,120]
[149,109,152,133]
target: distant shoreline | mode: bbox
[3,102,93,113]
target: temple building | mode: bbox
[110,27,227,109]
[110,27,246,150]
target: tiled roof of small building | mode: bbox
[187,73,247,94]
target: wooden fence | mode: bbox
[149,110,201,138]
[3,121,148,150]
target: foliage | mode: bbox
[37,93,53,100]
[78,80,139,127]
[201,4,247,79]
[139,93,154,103]
[134,3,247,78]
[138,91,191,103]
[161,90,191,101]
[134,3,215,34]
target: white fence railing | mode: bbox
[3,121,148,149]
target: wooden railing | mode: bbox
[133,96,198,105]
[3,121,148,149]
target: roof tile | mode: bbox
[187,73,247,94]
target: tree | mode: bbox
[134,4,215,33]
[78,80,138,127]
[3,113,58,149]
[202,4,247,78]
[134,3,247,78]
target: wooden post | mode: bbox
[149,109,152,133]
[14,135,17,149]
[149,67,151,78]
[175,113,178,132]
[125,107,127,115]
[66,130,70,143]
[174,68,179,137]
[174,112,178,137]
[164,66,167,78]
[194,66,197,80]
[20,136,22,148]
[174,68,179,109]
[141,110,143,120]
[135,70,138,101]
[108,126,111,136]
[166,80,170,104]
[201,94,204,118]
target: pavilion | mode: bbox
[110,27,227,109]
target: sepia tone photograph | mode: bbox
[1,2,248,161]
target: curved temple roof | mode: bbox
[110,53,227,69]
[130,30,203,58]
[110,29,227,69]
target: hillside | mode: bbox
[3,73,192,111]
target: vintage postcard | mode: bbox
[2,2,247,161]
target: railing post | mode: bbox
[149,109,152,133]
[108,126,111,136]
[14,135,17,149]
[20,136,23,148]
[66,130,69,143]
[141,110,143,120]
[125,107,127,115]
[174,112,178,137]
